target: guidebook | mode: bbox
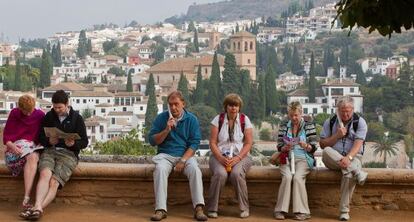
[44,127,81,140]
[14,140,44,158]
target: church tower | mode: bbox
[229,31,256,80]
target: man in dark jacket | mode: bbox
[21,90,88,220]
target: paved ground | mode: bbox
[0,202,413,222]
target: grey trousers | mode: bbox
[322,147,363,213]
[207,155,253,212]
[274,158,310,214]
[152,153,205,212]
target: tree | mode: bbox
[193,30,200,53]
[146,73,155,96]
[308,53,316,103]
[290,45,302,74]
[239,69,251,113]
[265,65,278,114]
[187,104,217,140]
[152,45,165,64]
[235,23,240,32]
[372,135,399,166]
[55,42,62,66]
[141,35,151,44]
[323,47,335,76]
[144,92,158,142]
[81,109,93,119]
[222,53,240,96]
[187,21,196,32]
[77,30,88,59]
[258,74,267,119]
[192,64,204,104]
[335,0,414,37]
[206,52,222,111]
[103,40,118,53]
[177,72,190,106]
[126,71,133,92]
[282,46,292,66]
[108,67,126,76]
[247,81,262,121]
[87,39,92,54]
[14,58,21,91]
[355,64,367,85]
[39,49,52,88]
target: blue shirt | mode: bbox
[148,109,201,157]
[286,119,307,159]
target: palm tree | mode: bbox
[372,136,399,166]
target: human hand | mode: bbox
[229,156,242,167]
[49,137,59,145]
[282,143,293,152]
[298,141,308,150]
[339,156,351,169]
[165,117,176,131]
[64,138,75,147]
[8,143,23,155]
[174,161,185,173]
[336,126,347,139]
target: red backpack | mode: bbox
[218,112,246,134]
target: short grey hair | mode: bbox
[336,96,354,108]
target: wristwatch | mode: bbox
[179,158,187,164]
[347,155,353,161]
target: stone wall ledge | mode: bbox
[1,161,413,185]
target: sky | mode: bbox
[0,0,221,43]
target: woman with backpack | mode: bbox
[273,101,318,221]
[207,93,253,219]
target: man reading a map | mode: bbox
[20,90,88,221]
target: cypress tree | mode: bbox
[126,71,133,92]
[144,91,158,142]
[222,52,240,95]
[146,73,155,96]
[177,72,190,105]
[290,45,302,74]
[192,64,204,104]
[77,30,87,59]
[194,30,200,53]
[258,73,267,118]
[187,21,196,32]
[235,23,240,32]
[355,64,366,85]
[56,42,62,66]
[240,69,251,113]
[206,51,222,111]
[15,58,21,91]
[87,39,92,54]
[265,64,278,114]
[51,44,58,66]
[308,52,316,103]
[247,81,261,121]
[39,49,52,88]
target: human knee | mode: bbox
[26,153,39,164]
[229,170,245,183]
[155,163,171,174]
[49,178,60,189]
[212,169,228,180]
[293,174,305,184]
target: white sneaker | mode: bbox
[356,171,368,185]
[339,212,350,221]
[240,210,249,218]
[207,211,218,218]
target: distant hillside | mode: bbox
[165,0,335,23]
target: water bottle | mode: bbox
[222,145,234,172]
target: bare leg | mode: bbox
[33,168,53,212]
[23,152,39,199]
[41,177,60,209]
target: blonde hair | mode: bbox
[18,95,36,113]
[223,93,243,111]
[287,101,302,114]
[336,96,354,109]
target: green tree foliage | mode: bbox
[222,52,240,95]
[258,73,267,118]
[290,45,302,74]
[282,46,292,66]
[355,64,367,85]
[108,67,126,76]
[308,53,316,103]
[177,72,190,106]
[141,35,151,44]
[144,92,159,142]
[81,109,93,119]
[335,0,414,37]
[363,161,387,168]
[366,122,387,142]
[39,49,52,88]
[259,128,272,141]
[192,64,204,104]
[126,71,133,92]
[265,65,278,114]
[206,52,222,111]
[235,23,240,32]
[94,129,156,155]
[247,81,262,122]
[51,42,62,67]
[187,104,217,140]
[193,30,200,53]
[146,73,155,96]
[14,58,21,91]
[77,30,88,59]
[107,44,129,58]
[187,21,196,32]
[322,47,335,76]
[239,69,251,113]
[313,113,331,125]
[103,40,119,53]
[152,45,165,64]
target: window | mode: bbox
[76,99,80,104]
[92,126,96,133]
[96,99,99,104]
[313,108,317,114]
[115,98,119,105]
[157,76,160,83]
[205,68,208,74]
[304,108,308,114]
[233,42,236,50]
[140,106,144,111]
[331,88,344,96]
[172,76,175,81]
[323,108,327,113]
[350,87,355,93]
[250,41,253,50]
[126,98,130,106]
[100,125,104,133]
[322,98,327,103]
[111,118,115,124]
[107,99,110,103]
[237,42,240,50]
[123,107,127,112]
[247,59,250,64]
[83,99,87,103]
[101,108,106,113]
[244,41,248,51]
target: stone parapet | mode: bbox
[1,161,414,210]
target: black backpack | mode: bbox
[329,113,365,154]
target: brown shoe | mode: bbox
[150,210,167,221]
[194,205,208,221]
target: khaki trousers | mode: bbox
[152,153,205,212]
[274,158,310,214]
[322,147,363,213]
[207,155,253,212]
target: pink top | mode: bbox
[3,108,45,149]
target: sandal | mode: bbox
[19,208,33,219]
[22,196,33,210]
[27,209,43,221]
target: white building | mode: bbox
[287,78,363,115]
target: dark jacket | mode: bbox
[39,107,88,158]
